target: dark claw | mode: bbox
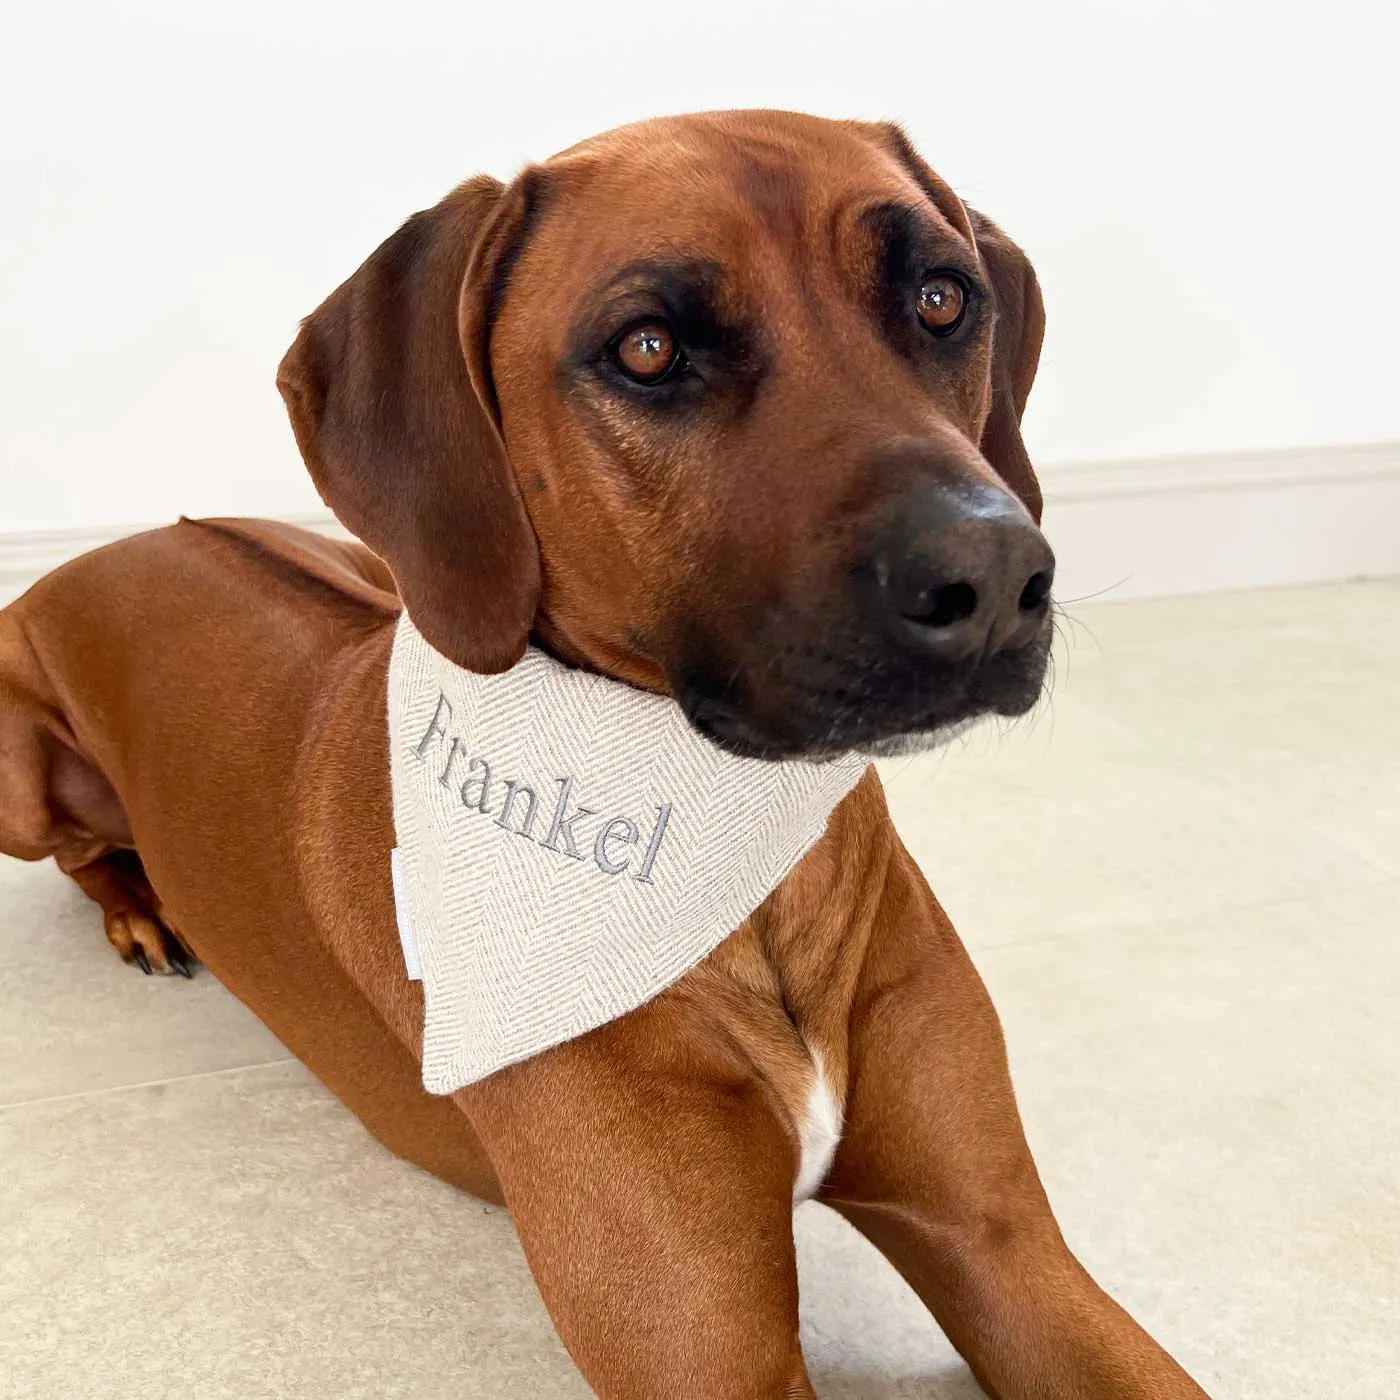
[133,948,152,976]
[169,948,194,979]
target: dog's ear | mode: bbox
[965,209,1046,523]
[278,174,542,672]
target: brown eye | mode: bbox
[916,274,967,335]
[614,322,680,383]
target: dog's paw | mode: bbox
[104,908,195,978]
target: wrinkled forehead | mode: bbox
[520,113,976,312]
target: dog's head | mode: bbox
[279,110,1053,758]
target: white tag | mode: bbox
[388,846,422,981]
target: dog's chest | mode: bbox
[793,1051,843,1203]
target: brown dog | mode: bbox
[0,111,1210,1398]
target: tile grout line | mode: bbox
[0,1055,300,1115]
[964,879,1400,960]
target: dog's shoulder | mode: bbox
[179,516,401,618]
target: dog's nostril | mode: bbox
[911,581,978,628]
[1018,570,1052,614]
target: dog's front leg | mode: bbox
[822,842,1211,1400]
[459,1008,816,1400]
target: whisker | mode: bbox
[1055,575,1132,607]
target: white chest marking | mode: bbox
[793,1051,843,1203]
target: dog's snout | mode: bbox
[873,484,1055,664]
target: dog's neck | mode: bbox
[529,615,673,699]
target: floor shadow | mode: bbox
[807,1360,985,1399]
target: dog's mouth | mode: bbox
[684,700,989,762]
[676,627,1053,762]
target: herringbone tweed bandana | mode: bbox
[388,612,869,1092]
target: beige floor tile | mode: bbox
[879,578,1399,945]
[795,1207,973,1398]
[0,858,291,1106]
[0,1062,586,1400]
[1055,590,1399,778]
[976,889,1400,1399]
[881,743,1389,949]
[1049,601,1400,881]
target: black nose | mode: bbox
[871,483,1055,663]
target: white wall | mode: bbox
[3,0,1396,534]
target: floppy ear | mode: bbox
[277,174,542,672]
[966,209,1047,523]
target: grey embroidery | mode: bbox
[414,693,670,882]
[461,756,492,815]
[635,803,671,885]
[436,736,466,787]
[594,816,638,875]
[539,778,594,861]
[495,780,540,841]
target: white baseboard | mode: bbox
[1039,441,1400,605]
[3,443,1398,610]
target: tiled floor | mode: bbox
[3,580,1398,1399]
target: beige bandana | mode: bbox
[387,612,868,1092]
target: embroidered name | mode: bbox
[412,691,672,884]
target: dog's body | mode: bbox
[0,112,1210,1398]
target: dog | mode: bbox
[0,111,1210,1398]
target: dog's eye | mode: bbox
[613,322,682,384]
[916,274,967,336]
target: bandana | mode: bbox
[388,612,868,1092]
